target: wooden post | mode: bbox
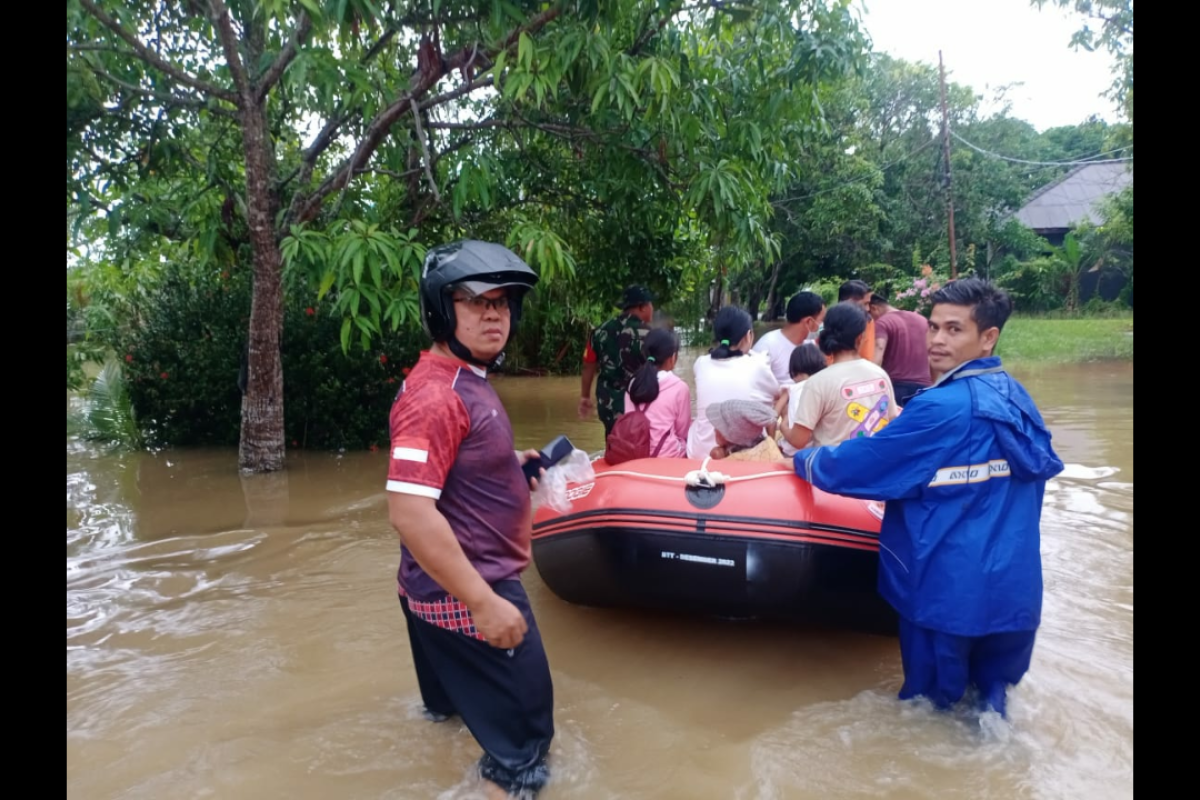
[939,50,958,279]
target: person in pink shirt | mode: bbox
[623,328,691,458]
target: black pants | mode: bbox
[893,381,930,407]
[399,580,555,796]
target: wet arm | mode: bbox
[580,360,598,400]
[579,361,598,417]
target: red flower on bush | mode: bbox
[160,372,169,379]
[369,444,379,452]
[305,307,315,316]
[125,354,133,363]
[379,354,388,364]
[402,366,412,377]
[385,377,396,384]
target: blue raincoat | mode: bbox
[794,357,1064,638]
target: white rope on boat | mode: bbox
[590,456,797,488]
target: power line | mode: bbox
[949,130,1133,167]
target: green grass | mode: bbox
[995,314,1133,362]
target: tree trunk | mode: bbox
[745,285,762,320]
[763,258,784,320]
[238,101,286,473]
[708,271,724,320]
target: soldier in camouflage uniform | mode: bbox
[579,285,655,436]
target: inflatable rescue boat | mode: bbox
[531,456,898,635]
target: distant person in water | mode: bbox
[752,290,826,385]
[869,293,933,407]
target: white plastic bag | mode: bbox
[530,448,596,514]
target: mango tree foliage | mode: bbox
[68,0,870,471]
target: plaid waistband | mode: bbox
[399,582,485,641]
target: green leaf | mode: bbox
[340,316,352,353]
[500,1,525,24]
[591,82,607,114]
[617,73,639,106]
[340,236,363,268]
[380,242,401,276]
[318,270,336,301]
[518,32,532,70]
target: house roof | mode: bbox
[1010,161,1132,232]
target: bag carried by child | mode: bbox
[605,404,671,464]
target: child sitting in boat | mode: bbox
[778,343,827,458]
[707,399,785,462]
[623,328,691,458]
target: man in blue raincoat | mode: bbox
[792,278,1064,717]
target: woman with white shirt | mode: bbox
[686,306,781,458]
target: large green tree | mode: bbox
[68,0,868,471]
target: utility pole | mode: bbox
[938,50,958,279]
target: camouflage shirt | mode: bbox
[587,313,650,430]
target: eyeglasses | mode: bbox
[453,295,511,314]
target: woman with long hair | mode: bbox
[776,301,898,450]
[622,328,691,458]
[686,306,781,458]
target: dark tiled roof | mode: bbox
[1011,161,1132,231]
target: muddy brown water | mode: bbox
[67,355,1132,799]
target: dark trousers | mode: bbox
[400,580,555,796]
[893,381,930,407]
[897,617,1037,717]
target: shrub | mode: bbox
[890,265,949,315]
[114,267,423,450]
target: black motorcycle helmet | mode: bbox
[419,239,539,369]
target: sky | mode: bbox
[858,0,1123,131]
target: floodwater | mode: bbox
[67,353,1132,799]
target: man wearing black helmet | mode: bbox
[386,240,554,798]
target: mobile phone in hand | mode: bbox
[522,435,574,484]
